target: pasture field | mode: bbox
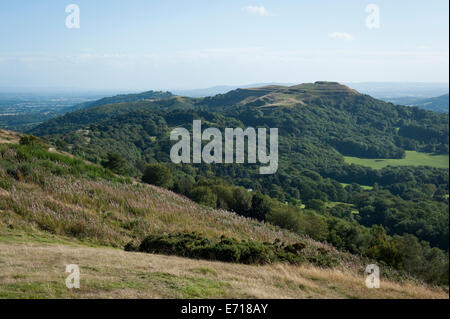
[344,151,449,170]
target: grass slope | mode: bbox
[0,241,447,299]
[344,151,449,170]
[0,146,306,247]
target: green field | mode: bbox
[340,183,373,190]
[344,151,449,169]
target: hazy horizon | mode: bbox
[1,0,448,90]
[1,81,448,99]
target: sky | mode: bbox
[0,0,448,90]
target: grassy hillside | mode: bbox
[0,131,362,267]
[0,140,305,248]
[0,130,447,298]
[344,151,449,169]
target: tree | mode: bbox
[142,163,173,189]
[298,211,329,242]
[249,192,272,221]
[190,186,217,207]
[212,185,233,210]
[366,225,403,268]
[102,152,126,173]
[172,175,195,195]
[231,188,252,215]
[306,199,325,212]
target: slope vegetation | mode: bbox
[0,131,447,299]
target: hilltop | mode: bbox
[198,81,359,109]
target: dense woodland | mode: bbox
[28,82,449,285]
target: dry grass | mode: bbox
[0,172,307,246]
[0,129,21,144]
[0,242,447,299]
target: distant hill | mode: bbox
[172,82,450,99]
[0,90,164,131]
[346,82,449,99]
[417,94,449,112]
[66,90,174,112]
[381,94,449,113]
[172,82,294,97]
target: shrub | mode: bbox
[124,240,140,252]
[19,135,45,147]
[136,232,309,266]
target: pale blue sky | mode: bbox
[0,0,448,90]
